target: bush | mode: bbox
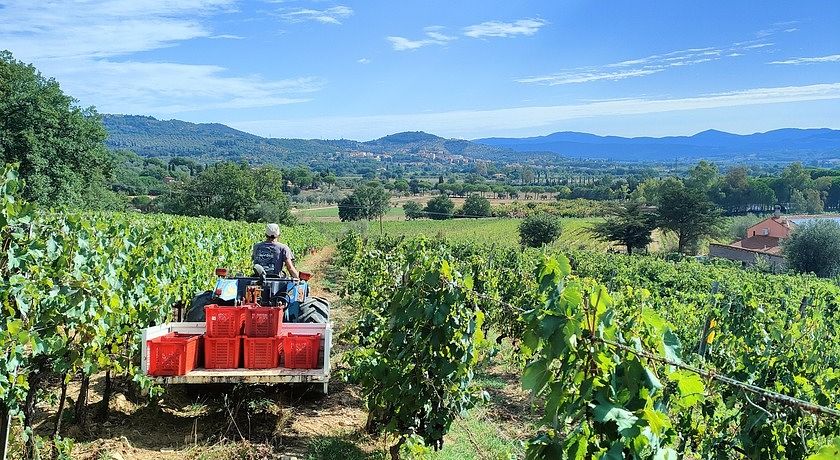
[783,220,840,277]
[519,213,562,247]
[425,195,454,220]
[460,194,491,217]
[403,201,424,220]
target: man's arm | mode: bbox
[285,256,299,279]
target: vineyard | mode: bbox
[0,166,326,457]
[337,233,840,458]
[3,158,840,458]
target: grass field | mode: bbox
[310,217,613,251]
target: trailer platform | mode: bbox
[141,321,332,393]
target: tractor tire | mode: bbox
[185,290,214,322]
[298,297,330,323]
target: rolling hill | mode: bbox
[474,128,840,162]
[102,115,512,165]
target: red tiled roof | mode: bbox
[728,235,782,255]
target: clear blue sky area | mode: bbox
[2,0,840,140]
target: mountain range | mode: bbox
[102,115,510,166]
[103,115,840,164]
[474,129,840,162]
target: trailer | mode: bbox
[141,321,333,394]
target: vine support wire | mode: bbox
[466,289,840,419]
[596,337,840,418]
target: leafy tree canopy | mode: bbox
[592,201,656,254]
[425,194,455,220]
[460,194,491,218]
[338,182,391,221]
[155,161,294,225]
[0,51,116,208]
[656,181,721,254]
[519,213,562,247]
[783,219,840,277]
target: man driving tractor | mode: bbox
[252,223,299,278]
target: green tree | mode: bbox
[0,51,116,208]
[686,160,719,193]
[592,202,657,255]
[155,162,293,224]
[519,213,562,247]
[338,183,391,221]
[393,179,409,195]
[402,201,424,220]
[461,194,491,217]
[250,165,294,224]
[424,195,455,220]
[408,178,421,195]
[783,220,840,277]
[789,190,807,213]
[656,182,721,254]
[805,189,824,213]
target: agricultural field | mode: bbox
[3,163,839,460]
[312,217,613,251]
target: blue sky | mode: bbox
[2,1,840,140]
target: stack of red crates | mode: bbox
[204,305,246,369]
[242,305,283,369]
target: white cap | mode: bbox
[266,223,280,237]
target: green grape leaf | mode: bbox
[593,402,638,431]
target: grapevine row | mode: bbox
[0,165,326,455]
[338,232,840,459]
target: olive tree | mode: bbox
[783,219,840,277]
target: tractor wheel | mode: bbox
[298,297,330,323]
[185,290,214,322]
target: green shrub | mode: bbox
[518,213,562,247]
[783,219,840,277]
[402,200,424,220]
[425,195,454,220]
[460,194,491,217]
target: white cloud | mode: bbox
[230,82,840,139]
[357,58,371,64]
[0,0,237,60]
[770,54,840,65]
[518,41,773,86]
[463,18,547,38]
[278,6,353,24]
[208,34,245,39]
[38,60,323,114]
[387,26,456,51]
[0,0,324,113]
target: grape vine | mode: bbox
[0,164,326,456]
[338,233,840,458]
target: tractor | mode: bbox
[184,264,330,324]
[141,264,334,393]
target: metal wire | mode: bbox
[464,288,840,418]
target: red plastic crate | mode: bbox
[283,333,321,369]
[205,305,246,338]
[244,337,280,369]
[244,306,283,337]
[148,333,201,376]
[204,336,242,369]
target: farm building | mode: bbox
[709,212,840,270]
